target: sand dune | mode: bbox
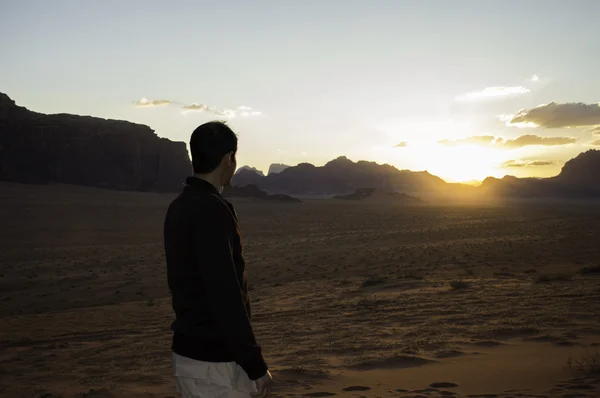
[0,183,599,397]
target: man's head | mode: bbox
[190,121,238,186]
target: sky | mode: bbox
[1,0,600,183]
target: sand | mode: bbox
[0,182,599,398]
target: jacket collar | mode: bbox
[184,176,220,195]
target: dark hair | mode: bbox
[190,121,238,174]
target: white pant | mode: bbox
[172,352,258,397]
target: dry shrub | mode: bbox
[361,276,387,288]
[568,351,600,375]
[580,265,600,275]
[535,273,573,283]
[450,280,470,290]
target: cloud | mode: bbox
[497,113,538,128]
[181,103,212,113]
[588,126,600,135]
[501,159,555,168]
[439,134,576,149]
[181,103,262,118]
[134,98,172,107]
[590,139,600,146]
[509,102,600,128]
[214,109,237,118]
[439,135,496,146]
[455,86,530,101]
[531,74,540,82]
[501,134,576,148]
[393,141,408,148]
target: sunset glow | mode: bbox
[1,1,599,183]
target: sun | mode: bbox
[415,144,505,183]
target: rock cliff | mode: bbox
[0,93,191,191]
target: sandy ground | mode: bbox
[1,182,599,398]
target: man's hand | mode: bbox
[251,370,273,397]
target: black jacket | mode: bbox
[164,176,268,380]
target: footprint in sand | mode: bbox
[341,386,371,392]
[429,382,459,388]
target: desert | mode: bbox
[1,182,599,398]
[2,3,600,396]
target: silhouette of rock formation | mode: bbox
[481,150,600,198]
[232,156,447,196]
[0,92,191,191]
[267,163,290,175]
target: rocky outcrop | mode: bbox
[222,184,301,202]
[232,168,266,188]
[480,150,600,198]
[238,165,265,177]
[267,163,290,175]
[0,92,191,191]
[553,150,600,195]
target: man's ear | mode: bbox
[221,151,234,167]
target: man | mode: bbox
[164,121,272,397]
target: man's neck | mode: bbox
[193,173,223,193]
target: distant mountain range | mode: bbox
[234,151,600,199]
[2,91,599,199]
[233,156,458,196]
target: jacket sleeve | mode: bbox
[192,200,268,380]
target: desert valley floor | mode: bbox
[1,182,599,398]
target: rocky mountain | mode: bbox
[238,165,265,177]
[233,151,600,199]
[0,92,191,192]
[232,156,449,196]
[268,163,290,175]
[481,150,600,198]
[4,91,598,200]
[232,168,266,187]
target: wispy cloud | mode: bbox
[530,74,540,82]
[496,113,538,128]
[590,139,600,146]
[440,134,576,149]
[509,102,600,128]
[181,104,211,113]
[393,141,408,148]
[181,103,262,118]
[236,106,262,117]
[439,136,497,147]
[501,159,555,168]
[502,134,576,148]
[455,86,530,101]
[588,126,600,135]
[134,98,172,107]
